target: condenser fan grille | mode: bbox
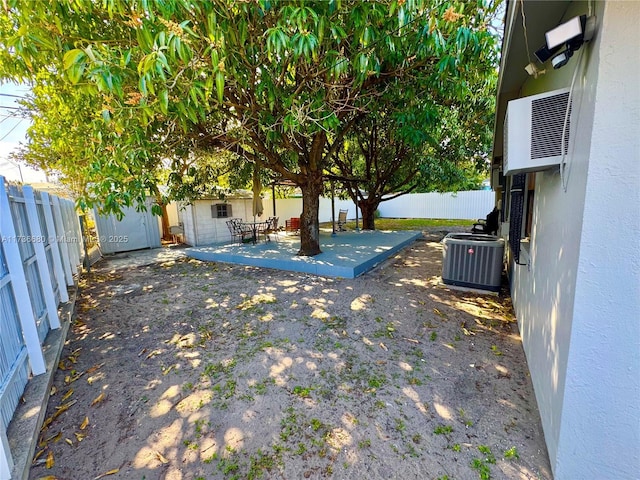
[531,91,571,159]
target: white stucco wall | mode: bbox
[553,2,640,477]
[507,1,640,477]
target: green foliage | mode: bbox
[1,0,501,253]
[503,446,520,459]
[434,424,454,435]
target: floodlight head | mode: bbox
[537,15,596,70]
[546,15,585,50]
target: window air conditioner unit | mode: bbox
[504,88,571,175]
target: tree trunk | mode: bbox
[298,172,323,256]
[156,196,171,240]
[359,198,380,230]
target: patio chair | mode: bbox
[337,209,348,231]
[263,216,280,242]
[226,219,251,244]
[471,207,499,236]
[285,217,300,235]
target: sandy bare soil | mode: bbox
[29,231,551,480]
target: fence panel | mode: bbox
[40,193,68,303]
[377,190,495,220]
[0,176,82,479]
[7,184,51,343]
[0,242,30,434]
[51,196,74,286]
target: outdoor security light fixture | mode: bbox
[534,15,596,69]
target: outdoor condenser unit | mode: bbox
[442,233,505,292]
[504,87,571,175]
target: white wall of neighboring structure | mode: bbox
[503,1,639,477]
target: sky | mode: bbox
[0,82,48,183]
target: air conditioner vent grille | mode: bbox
[531,91,571,159]
[442,234,505,292]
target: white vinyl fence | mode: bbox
[0,177,82,480]
[264,190,495,225]
[377,190,494,220]
[269,191,494,224]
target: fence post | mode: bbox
[40,192,69,303]
[51,196,74,286]
[0,177,45,375]
[23,186,60,329]
[0,416,13,480]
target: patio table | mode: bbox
[241,221,269,244]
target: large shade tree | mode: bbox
[1,0,499,255]
[333,71,497,230]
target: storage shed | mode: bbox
[178,190,256,246]
[94,201,161,254]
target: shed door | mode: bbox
[95,204,160,254]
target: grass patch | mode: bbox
[321,218,473,231]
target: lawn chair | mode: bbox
[263,216,280,242]
[226,218,251,244]
[285,217,300,235]
[471,207,499,236]
[337,209,348,231]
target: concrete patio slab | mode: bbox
[185,229,423,278]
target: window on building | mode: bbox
[508,172,536,264]
[212,203,232,218]
[524,173,536,238]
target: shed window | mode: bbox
[212,204,232,218]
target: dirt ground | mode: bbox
[29,231,552,480]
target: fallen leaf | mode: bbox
[94,468,119,479]
[91,392,105,406]
[65,438,73,446]
[403,337,420,344]
[74,432,86,442]
[32,448,46,464]
[61,389,74,402]
[146,350,160,359]
[46,450,54,469]
[80,416,89,430]
[379,342,388,351]
[162,365,175,376]
[155,451,169,464]
[52,400,77,420]
[35,476,59,480]
[86,363,105,374]
[138,348,147,357]
[58,361,66,371]
[64,371,85,384]
[41,416,54,430]
[433,307,447,318]
[50,386,57,396]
